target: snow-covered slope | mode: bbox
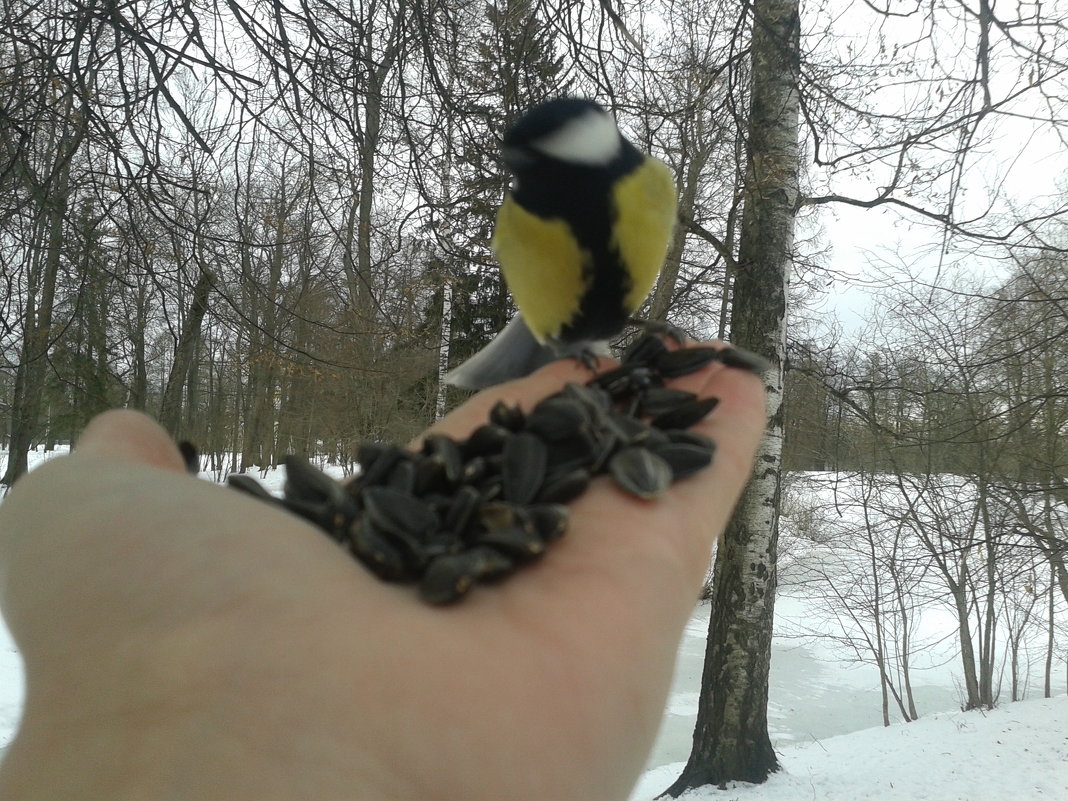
[633,693,1068,801]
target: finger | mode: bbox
[74,409,187,473]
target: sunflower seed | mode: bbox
[623,333,668,365]
[478,501,520,532]
[464,423,512,457]
[282,496,350,538]
[653,441,716,481]
[478,525,546,562]
[350,518,411,581]
[502,432,547,504]
[527,503,569,542]
[561,381,612,412]
[653,347,721,378]
[419,547,514,605]
[354,444,404,488]
[544,429,600,473]
[453,455,482,486]
[178,440,200,474]
[413,453,447,495]
[608,447,674,500]
[638,387,699,417]
[363,486,438,539]
[665,429,716,449]
[606,412,655,446]
[591,364,641,397]
[424,434,464,484]
[489,399,526,431]
[718,345,773,374]
[535,467,591,504]
[525,397,588,440]
[650,396,721,430]
[227,473,275,501]
[443,484,481,536]
[387,459,416,494]
[284,455,347,507]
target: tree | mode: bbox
[664,0,799,789]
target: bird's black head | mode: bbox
[501,97,624,175]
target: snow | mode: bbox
[633,694,1068,800]
[2,449,1066,798]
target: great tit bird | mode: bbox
[446,97,678,390]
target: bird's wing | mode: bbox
[612,157,678,314]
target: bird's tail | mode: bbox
[445,315,560,390]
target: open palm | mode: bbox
[0,353,764,801]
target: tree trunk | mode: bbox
[663,0,798,791]
[158,266,214,437]
[952,581,983,710]
[1,173,69,485]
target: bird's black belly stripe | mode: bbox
[512,145,643,343]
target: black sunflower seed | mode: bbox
[638,387,699,417]
[650,396,721,430]
[444,484,481,537]
[227,473,276,501]
[461,454,489,487]
[665,429,716,450]
[419,548,514,605]
[653,441,716,481]
[478,501,520,532]
[354,444,405,489]
[363,486,439,539]
[489,400,526,431]
[608,447,674,500]
[387,459,416,494]
[350,518,412,581]
[544,429,600,473]
[464,424,512,457]
[606,413,655,446]
[623,333,668,365]
[562,381,612,412]
[282,496,350,538]
[424,434,464,485]
[525,397,588,440]
[413,453,447,495]
[284,455,347,507]
[502,432,547,504]
[718,345,773,374]
[535,467,591,504]
[478,525,546,562]
[591,364,641,397]
[653,347,721,378]
[527,503,569,542]
[177,440,200,474]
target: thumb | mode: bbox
[75,409,187,473]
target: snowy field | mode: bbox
[1,446,1066,799]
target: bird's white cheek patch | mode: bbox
[534,110,621,166]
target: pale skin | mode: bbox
[0,348,765,801]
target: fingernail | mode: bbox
[720,346,774,374]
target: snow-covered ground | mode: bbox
[2,447,1066,798]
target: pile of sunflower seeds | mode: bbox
[215,335,765,605]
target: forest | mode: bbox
[0,0,1066,790]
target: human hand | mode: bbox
[0,347,765,801]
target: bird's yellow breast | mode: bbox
[491,155,677,344]
[492,197,589,343]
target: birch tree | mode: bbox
[664,0,799,788]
